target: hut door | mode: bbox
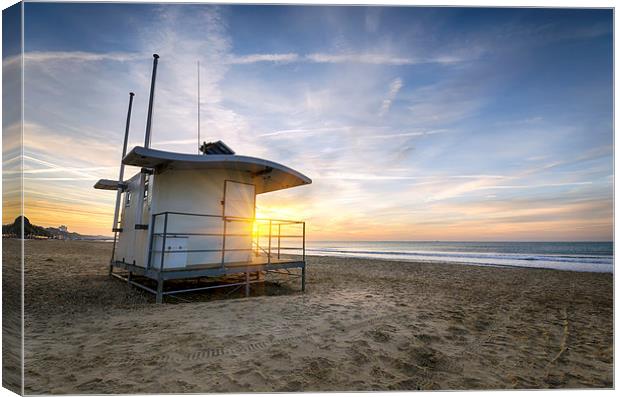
[223,181,255,263]
[224,181,256,219]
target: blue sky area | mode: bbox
[11,4,613,240]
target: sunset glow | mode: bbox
[5,4,612,241]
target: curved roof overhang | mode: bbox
[122,146,312,194]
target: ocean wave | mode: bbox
[304,247,613,273]
[306,248,612,264]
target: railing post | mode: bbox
[221,217,227,268]
[302,222,306,262]
[277,224,281,260]
[160,212,168,271]
[268,220,272,265]
[109,231,118,276]
[146,213,156,269]
[255,224,260,256]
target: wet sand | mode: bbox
[14,239,613,393]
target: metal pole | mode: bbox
[277,224,281,260]
[255,227,260,256]
[144,54,159,148]
[109,232,118,276]
[197,60,201,154]
[268,220,272,265]
[160,212,168,271]
[137,54,158,242]
[221,218,227,268]
[146,213,156,269]
[111,92,134,233]
[110,92,135,273]
[156,275,164,304]
[302,222,306,262]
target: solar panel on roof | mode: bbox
[199,140,235,155]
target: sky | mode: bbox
[4,3,613,241]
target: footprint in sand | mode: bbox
[366,329,393,343]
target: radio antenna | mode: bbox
[197,60,201,154]
[144,54,159,148]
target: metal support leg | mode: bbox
[108,263,113,277]
[245,272,250,297]
[301,265,306,292]
[156,277,164,304]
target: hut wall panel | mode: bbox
[150,169,256,267]
[114,174,141,265]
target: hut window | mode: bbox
[145,177,152,207]
[144,178,150,201]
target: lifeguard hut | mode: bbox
[94,55,311,302]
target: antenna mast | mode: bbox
[144,53,159,148]
[197,60,201,154]
[112,91,134,233]
[110,91,134,273]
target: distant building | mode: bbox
[58,225,68,240]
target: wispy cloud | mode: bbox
[24,51,142,63]
[20,50,300,67]
[378,77,403,116]
[480,182,593,190]
[259,126,352,138]
[366,129,449,139]
[321,172,419,181]
[24,177,97,181]
[18,50,471,67]
[305,53,469,65]
[227,53,299,64]
[320,173,507,182]
[22,155,109,180]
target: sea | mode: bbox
[305,241,614,273]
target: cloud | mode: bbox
[21,154,111,180]
[2,54,21,69]
[24,177,96,181]
[319,172,509,182]
[366,129,449,139]
[24,51,143,63]
[321,172,419,181]
[22,123,121,168]
[425,173,604,203]
[20,49,468,68]
[259,126,352,138]
[405,81,485,126]
[365,7,382,33]
[480,182,593,190]
[18,50,301,68]
[227,53,299,64]
[378,77,403,116]
[305,52,468,65]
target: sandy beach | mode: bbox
[12,239,613,392]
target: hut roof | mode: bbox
[94,179,128,191]
[121,146,312,194]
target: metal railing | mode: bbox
[147,211,305,271]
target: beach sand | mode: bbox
[13,239,613,392]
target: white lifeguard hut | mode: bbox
[94,55,311,302]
